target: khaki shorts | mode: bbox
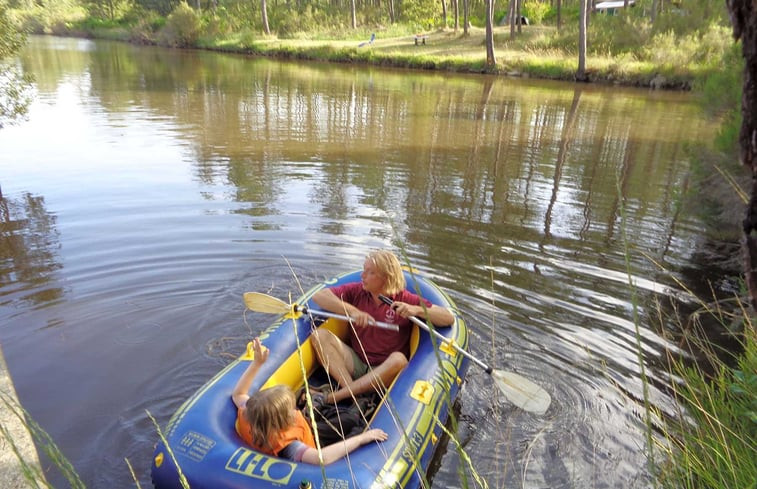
[350,348,371,378]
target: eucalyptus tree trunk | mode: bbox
[557,0,562,30]
[441,0,448,26]
[463,0,470,36]
[727,0,757,315]
[261,0,270,34]
[576,0,588,81]
[508,0,515,40]
[485,0,495,65]
[351,0,357,28]
[454,0,459,31]
[516,0,522,33]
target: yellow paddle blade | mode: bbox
[243,292,291,314]
[492,370,551,415]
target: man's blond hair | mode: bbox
[368,249,405,295]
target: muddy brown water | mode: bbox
[0,35,725,488]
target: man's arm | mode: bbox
[312,288,374,327]
[393,302,454,326]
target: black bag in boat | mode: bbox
[297,389,377,446]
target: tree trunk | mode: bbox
[463,0,469,35]
[727,0,757,315]
[516,0,522,33]
[454,0,459,31]
[261,0,270,34]
[509,0,515,40]
[351,0,357,28]
[557,0,562,31]
[576,0,588,81]
[441,0,448,27]
[485,0,495,65]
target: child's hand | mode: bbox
[251,337,269,366]
[361,429,388,444]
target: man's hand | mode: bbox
[390,301,420,319]
[349,310,375,328]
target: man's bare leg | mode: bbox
[311,329,355,387]
[311,329,408,403]
[327,352,407,403]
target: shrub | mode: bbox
[522,0,551,25]
[129,10,164,44]
[399,0,439,30]
[160,2,201,47]
[588,13,647,56]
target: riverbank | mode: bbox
[47,16,713,91]
[194,26,698,90]
[0,345,46,488]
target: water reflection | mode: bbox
[0,36,720,489]
[0,192,63,308]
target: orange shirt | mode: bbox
[236,407,316,456]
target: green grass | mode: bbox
[656,321,757,489]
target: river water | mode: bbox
[0,36,724,488]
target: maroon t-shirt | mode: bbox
[329,282,432,365]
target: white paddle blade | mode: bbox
[492,370,551,415]
[243,292,291,315]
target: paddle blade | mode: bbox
[243,292,291,315]
[492,370,551,415]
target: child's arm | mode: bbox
[300,429,388,465]
[231,338,269,409]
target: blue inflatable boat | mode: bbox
[151,269,469,489]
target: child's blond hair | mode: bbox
[245,385,296,452]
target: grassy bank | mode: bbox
[7,1,732,90]
[187,25,698,89]
[655,315,757,489]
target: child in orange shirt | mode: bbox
[231,338,387,464]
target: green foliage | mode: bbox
[0,2,25,58]
[399,0,439,31]
[0,0,33,128]
[124,5,163,43]
[652,0,730,37]
[639,24,731,69]
[697,43,743,156]
[585,13,647,55]
[199,7,236,39]
[8,0,85,34]
[713,111,741,156]
[658,329,757,489]
[220,0,259,31]
[521,1,551,25]
[356,4,387,27]
[699,43,742,115]
[82,0,130,21]
[271,5,336,40]
[135,0,179,16]
[160,1,201,47]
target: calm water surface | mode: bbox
[0,36,720,488]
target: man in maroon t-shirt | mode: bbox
[311,250,454,404]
